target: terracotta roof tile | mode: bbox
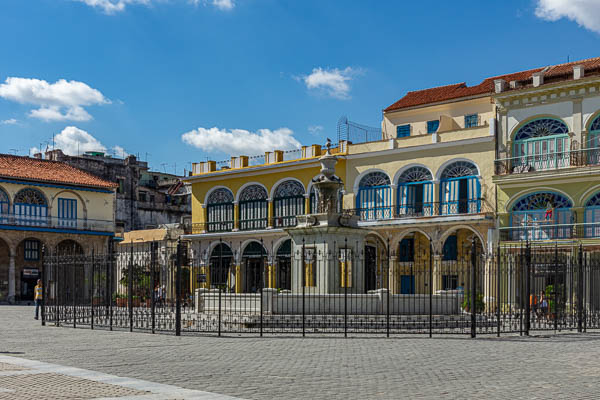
[384,56,600,112]
[0,154,117,189]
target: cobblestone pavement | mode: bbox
[2,306,600,399]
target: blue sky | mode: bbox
[1,0,599,175]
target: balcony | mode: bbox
[495,147,600,176]
[345,199,491,222]
[499,222,600,241]
[0,213,114,233]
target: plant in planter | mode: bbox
[114,293,127,307]
[119,264,154,307]
[461,292,485,313]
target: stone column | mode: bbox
[267,199,274,229]
[304,195,311,214]
[432,180,440,215]
[201,205,207,233]
[234,264,243,293]
[233,201,240,231]
[267,263,276,289]
[432,254,442,293]
[573,98,583,147]
[388,256,398,294]
[8,253,15,304]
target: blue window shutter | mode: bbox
[427,120,439,134]
[396,124,410,138]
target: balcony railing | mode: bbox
[495,147,600,175]
[499,222,600,241]
[346,199,489,221]
[0,213,114,232]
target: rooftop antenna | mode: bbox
[161,163,168,173]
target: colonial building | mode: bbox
[493,57,600,248]
[42,149,191,233]
[0,154,116,303]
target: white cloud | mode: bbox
[112,145,129,158]
[52,126,107,155]
[0,77,108,122]
[181,126,301,156]
[211,0,234,10]
[1,118,17,125]
[301,67,359,100]
[308,125,324,135]
[535,0,600,33]
[77,0,234,14]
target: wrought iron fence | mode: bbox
[41,239,600,337]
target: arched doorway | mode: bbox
[513,118,570,170]
[242,241,266,293]
[14,188,48,226]
[356,171,392,220]
[206,188,234,233]
[209,242,232,289]
[396,231,431,294]
[273,181,305,227]
[276,239,291,290]
[440,228,484,292]
[439,161,480,215]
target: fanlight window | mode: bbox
[440,161,478,179]
[273,181,305,228]
[357,172,391,220]
[274,180,304,198]
[239,185,268,201]
[359,172,390,187]
[207,188,234,204]
[206,188,234,233]
[14,188,47,205]
[514,118,569,141]
[591,115,600,132]
[398,167,432,183]
[511,192,572,241]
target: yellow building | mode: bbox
[184,71,507,295]
[0,154,117,303]
[492,57,600,249]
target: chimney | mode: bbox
[532,72,544,87]
[573,65,584,80]
[509,80,520,89]
[494,79,507,93]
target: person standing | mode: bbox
[34,279,43,320]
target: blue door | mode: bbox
[400,275,415,294]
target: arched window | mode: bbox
[209,243,233,287]
[511,192,572,240]
[239,185,268,231]
[14,188,48,226]
[206,188,234,232]
[273,181,305,228]
[397,167,433,216]
[584,192,600,238]
[356,172,391,220]
[0,188,9,221]
[439,161,480,215]
[588,114,600,165]
[513,118,570,171]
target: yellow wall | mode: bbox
[0,182,115,222]
[190,159,347,225]
[383,97,494,139]
[344,137,495,210]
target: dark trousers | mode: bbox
[35,299,42,319]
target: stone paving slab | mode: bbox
[0,355,243,399]
[3,306,600,399]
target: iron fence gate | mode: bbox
[41,239,600,337]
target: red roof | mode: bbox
[0,154,117,190]
[384,57,600,112]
